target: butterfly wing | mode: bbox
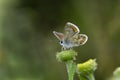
[69,34,88,46]
[53,31,64,41]
[65,22,80,37]
[78,34,88,45]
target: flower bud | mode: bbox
[77,59,97,75]
[113,67,120,77]
[56,50,77,62]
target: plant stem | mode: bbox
[78,73,95,80]
[66,60,76,80]
[88,73,95,80]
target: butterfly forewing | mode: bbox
[53,31,64,41]
[65,22,80,37]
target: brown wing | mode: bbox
[65,22,80,37]
[53,31,64,41]
[69,34,88,46]
[78,34,88,45]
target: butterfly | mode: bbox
[53,22,88,50]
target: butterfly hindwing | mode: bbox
[78,34,88,45]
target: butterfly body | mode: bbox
[53,22,88,50]
[59,37,77,49]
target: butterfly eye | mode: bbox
[59,40,63,45]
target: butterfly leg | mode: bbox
[61,47,65,51]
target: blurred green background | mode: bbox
[0,0,120,80]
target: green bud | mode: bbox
[113,67,120,77]
[109,67,120,80]
[56,50,77,62]
[77,59,97,75]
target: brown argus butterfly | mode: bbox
[53,22,88,50]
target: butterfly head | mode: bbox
[59,40,64,46]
